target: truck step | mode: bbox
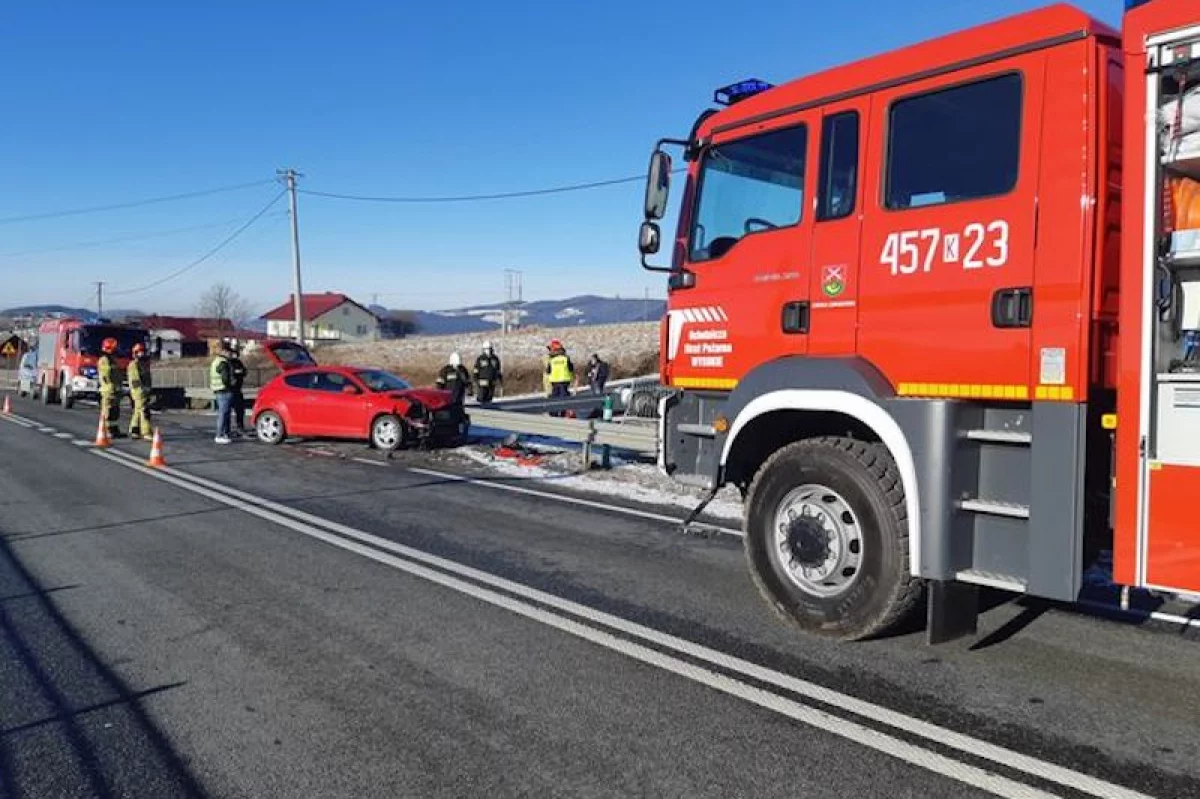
[955,569,1028,592]
[964,429,1032,444]
[957,498,1031,519]
[676,423,716,438]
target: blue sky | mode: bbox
[0,0,1120,316]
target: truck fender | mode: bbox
[719,389,923,576]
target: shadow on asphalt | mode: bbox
[1,508,233,544]
[0,523,208,798]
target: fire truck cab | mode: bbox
[36,318,147,409]
[639,1,1200,641]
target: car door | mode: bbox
[669,112,817,389]
[858,59,1044,395]
[307,371,368,437]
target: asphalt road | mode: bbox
[1,396,1198,799]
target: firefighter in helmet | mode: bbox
[127,342,152,440]
[97,337,124,439]
[545,339,575,399]
[436,352,472,405]
[473,341,502,403]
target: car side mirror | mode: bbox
[644,151,671,220]
[638,221,661,255]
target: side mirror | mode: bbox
[638,221,661,255]
[644,151,671,220]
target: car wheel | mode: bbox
[61,378,74,409]
[370,413,405,451]
[256,410,286,445]
[744,436,924,641]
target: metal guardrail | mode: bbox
[466,407,657,466]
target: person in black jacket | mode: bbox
[436,352,472,405]
[229,344,249,437]
[587,353,610,396]
[473,341,502,403]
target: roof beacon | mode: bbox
[713,79,774,107]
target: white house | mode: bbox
[260,293,381,344]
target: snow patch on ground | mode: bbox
[453,446,745,522]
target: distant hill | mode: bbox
[378,295,666,336]
[1,305,146,322]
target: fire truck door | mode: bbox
[810,101,868,355]
[858,58,1046,393]
[673,112,818,388]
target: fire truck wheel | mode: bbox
[40,380,53,405]
[744,436,922,641]
[61,380,74,409]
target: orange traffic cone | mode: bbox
[147,428,167,468]
[94,412,112,448]
[2,395,10,415]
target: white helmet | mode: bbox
[449,352,462,367]
[482,341,493,352]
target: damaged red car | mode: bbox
[251,341,469,450]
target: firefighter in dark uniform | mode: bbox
[97,337,124,439]
[127,342,152,440]
[472,341,502,403]
[436,352,472,405]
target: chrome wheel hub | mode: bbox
[375,419,400,447]
[257,415,282,442]
[773,484,863,598]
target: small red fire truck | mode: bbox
[36,318,148,408]
[638,1,1200,641]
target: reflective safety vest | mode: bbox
[97,354,122,393]
[209,356,229,391]
[548,353,573,384]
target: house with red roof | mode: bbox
[260,292,380,344]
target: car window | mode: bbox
[355,370,412,392]
[314,372,359,393]
[284,373,317,390]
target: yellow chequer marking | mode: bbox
[896,383,1041,400]
[672,376,739,390]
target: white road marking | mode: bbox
[38,427,56,434]
[408,466,744,538]
[351,457,389,468]
[53,432,73,439]
[92,447,1150,799]
[89,448,1059,799]
[1,415,33,428]
[72,440,91,447]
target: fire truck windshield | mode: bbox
[689,126,807,262]
[74,327,146,356]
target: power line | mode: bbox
[108,190,287,296]
[0,179,276,226]
[0,213,287,258]
[298,168,686,204]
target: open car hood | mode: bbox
[389,388,455,409]
[263,340,317,371]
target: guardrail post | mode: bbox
[581,421,596,471]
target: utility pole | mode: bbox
[94,281,105,317]
[278,168,305,344]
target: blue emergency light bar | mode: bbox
[714,79,775,107]
[1124,0,1151,9]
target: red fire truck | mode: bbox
[638,0,1200,642]
[36,318,148,409]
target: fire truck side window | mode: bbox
[817,111,859,221]
[688,125,807,262]
[884,73,1023,210]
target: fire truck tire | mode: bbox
[40,380,54,405]
[744,436,923,641]
[61,379,74,409]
